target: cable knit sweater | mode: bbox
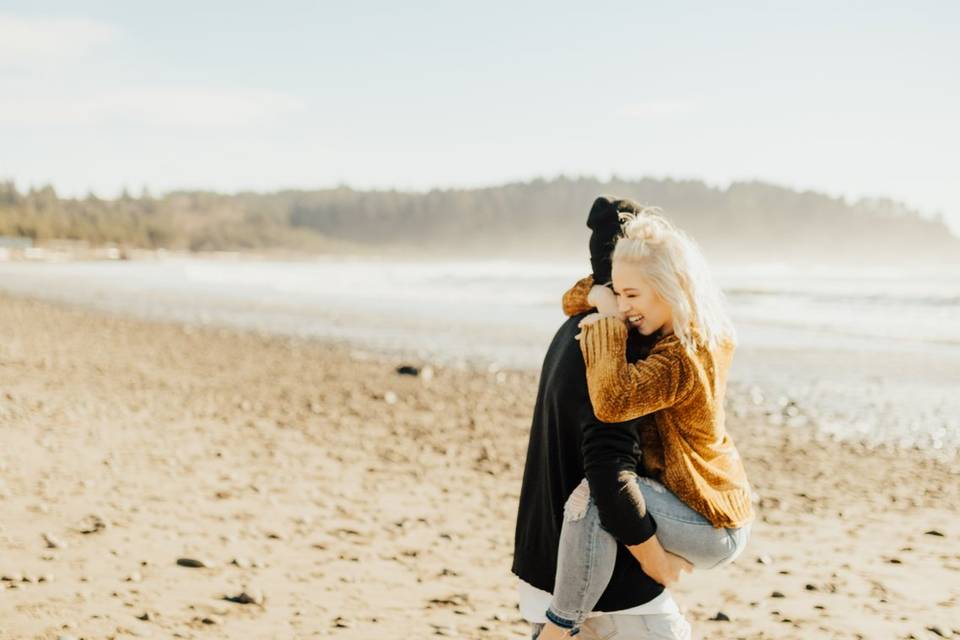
[563,276,755,529]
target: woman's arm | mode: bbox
[562,275,595,316]
[578,316,694,423]
[562,276,622,317]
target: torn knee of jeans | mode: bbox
[563,479,591,521]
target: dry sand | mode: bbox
[0,293,957,639]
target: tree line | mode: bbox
[1,177,955,263]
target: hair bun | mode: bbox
[618,208,669,245]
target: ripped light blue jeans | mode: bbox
[546,476,751,633]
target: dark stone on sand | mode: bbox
[43,532,67,549]
[396,365,420,376]
[431,623,455,636]
[137,612,152,621]
[428,593,470,608]
[924,529,945,537]
[176,557,215,568]
[709,611,730,621]
[78,514,107,534]
[805,583,818,591]
[771,591,786,598]
[224,588,264,605]
[926,626,946,638]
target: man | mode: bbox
[511,197,692,639]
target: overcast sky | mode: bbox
[2,1,958,232]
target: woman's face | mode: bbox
[611,260,674,337]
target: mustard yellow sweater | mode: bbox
[564,276,754,529]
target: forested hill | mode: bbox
[1,177,956,264]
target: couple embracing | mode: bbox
[512,197,755,639]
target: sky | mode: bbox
[2,1,959,232]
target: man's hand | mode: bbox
[626,535,693,587]
[587,284,621,317]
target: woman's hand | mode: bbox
[627,535,693,587]
[574,312,621,340]
[587,284,621,317]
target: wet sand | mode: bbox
[0,293,957,639]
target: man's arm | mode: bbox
[580,407,657,546]
[581,409,693,585]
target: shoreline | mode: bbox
[1,293,958,639]
[2,282,957,460]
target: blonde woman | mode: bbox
[539,210,754,639]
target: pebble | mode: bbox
[431,623,456,636]
[384,391,398,405]
[925,530,945,537]
[771,591,786,598]
[43,532,67,549]
[176,557,215,568]
[757,555,773,565]
[224,588,265,605]
[396,365,419,376]
[201,615,222,625]
[126,571,142,583]
[709,611,731,621]
[231,557,252,569]
[78,514,107,534]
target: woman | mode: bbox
[539,209,754,638]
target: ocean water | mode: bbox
[1,258,958,452]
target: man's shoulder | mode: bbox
[543,315,589,360]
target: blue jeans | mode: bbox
[546,477,751,633]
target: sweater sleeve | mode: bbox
[562,275,595,317]
[579,317,694,423]
[580,409,658,545]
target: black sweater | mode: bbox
[512,314,663,612]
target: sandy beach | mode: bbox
[1,293,958,640]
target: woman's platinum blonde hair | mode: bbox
[613,208,735,353]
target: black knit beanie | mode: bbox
[587,196,644,286]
